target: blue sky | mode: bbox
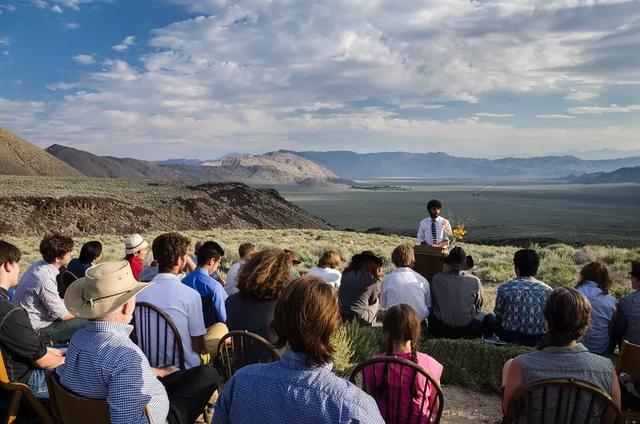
[1,0,639,160]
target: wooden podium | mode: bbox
[414,245,448,281]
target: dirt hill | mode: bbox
[0,129,83,177]
[0,176,332,236]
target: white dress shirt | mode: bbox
[380,267,432,321]
[307,266,342,289]
[136,273,206,369]
[417,216,451,245]
[224,260,245,296]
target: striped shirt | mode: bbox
[14,260,68,330]
[58,321,169,424]
[417,216,452,245]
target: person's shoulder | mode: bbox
[338,381,384,422]
[418,217,431,225]
[619,290,640,306]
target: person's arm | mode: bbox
[494,287,504,318]
[612,305,627,349]
[187,293,207,353]
[39,276,72,320]
[379,279,388,309]
[502,358,523,414]
[184,256,197,273]
[417,221,427,245]
[107,356,155,424]
[214,287,228,323]
[610,369,621,408]
[151,365,179,378]
[475,279,484,311]
[34,347,65,369]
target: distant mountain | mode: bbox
[555,149,640,160]
[155,158,204,166]
[295,150,640,179]
[46,144,347,186]
[0,129,83,177]
[571,166,640,184]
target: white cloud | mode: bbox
[111,36,135,52]
[51,5,63,13]
[0,37,9,46]
[72,54,95,65]
[568,104,640,114]
[537,114,575,119]
[64,22,80,30]
[475,113,515,118]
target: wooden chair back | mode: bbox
[0,351,53,424]
[133,302,186,369]
[46,372,110,424]
[616,341,640,423]
[505,378,622,424]
[349,356,444,424]
[214,330,281,382]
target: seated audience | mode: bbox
[182,240,229,353]
[308,250,343,289]
[502,287,620,415]
[576,261,616,354]
[60,261,217,424]
[58,240,103,298]
[136,233,208,368]
[0,241,65,400]
[338,251,384,326]
[225,243,256,296]
[429,247,484,338]
[364,304,443,421]
[123,234,148,281]
[193,240,225,284]
[226,248,292,342]
[67,240,102,278]
[214,276,384,424]
[14,234,86,343]
[484,249,551,346]
[380,245,431,322]
[614,259,640,346]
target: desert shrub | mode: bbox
[537,262,577,287]
[610,285,633,299]
[573,246,597,265]
[475,260,513,283]
[542,244,576,261]
[603,248,634,266]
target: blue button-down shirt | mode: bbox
[214,349,385,424]
[577,281,617,354]
[182,267,228,326]
[495,276,552,335]
[58,321,170,424]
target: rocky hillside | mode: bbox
[0,176,332,236]
[571,166,640,184]
[46,144,348,186]
[0,129,83,177]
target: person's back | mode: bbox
[182,267,228,327]
[431,270,482,328]
[575,262,616,354]
[216,351,382,423]
[308,266,342,288]
[339,270,380,325]
[224,261,243,295]
[66,258,91,279]
[617,290,640,345]
[495,276,551,334]
[381,268,430,321]
[225,292,277,342]
[14,260,63,331]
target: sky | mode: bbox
[0,0,639,160]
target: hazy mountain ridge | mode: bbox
[0,129,83,177]
[571,166,640,184]
[294,150,640,179]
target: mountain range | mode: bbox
[570,166,640,184]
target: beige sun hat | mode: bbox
[124,234,148,255]
[64,261,151,319]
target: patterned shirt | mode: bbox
[494,276,552,335]
[14,260,69,330]
[214,349,385,424]
[616,290,640,345]
[58,321,170,424]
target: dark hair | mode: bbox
[152,232,191,273]
[343,251,383,275]
[426,199,442,210]
[237,248,292,301]
[514,249,540,277]
[318,250,341,269]
[576,261,612,294]
[379,304,422,398]
[194,241,203,255]
[197,241,225,267]
[273,276,340,366]
[39,234,74,263]
[238,243,255,259]
[631,260,640,279]
[78,241,102,264]
[0,240,21,266]
[542,287,591,348]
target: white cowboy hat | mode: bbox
[124,234,148,255]
[64,261,151,319]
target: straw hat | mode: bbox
[64,261,151,319]
[124,234,148,255]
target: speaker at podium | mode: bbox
[414,245,449,281]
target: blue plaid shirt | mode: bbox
[214,349,385,424]
[58,321,169,424]
[495,276,552,335]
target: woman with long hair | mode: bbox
[225,248,292,342]
[364,304,443,422]
[576,261,617,354]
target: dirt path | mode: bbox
[441,385,502,424]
